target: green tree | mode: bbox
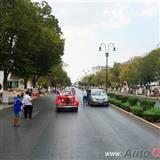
[110,63,121,89]
[30,1,64,87]
[111,62,121,81]
[139,49,160,88]
[0,0,40,89]
[48,63,71,87]
[125,57,141,87]
[0,0,64,89]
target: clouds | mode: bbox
[139,1,158,17]
[32,0,158,31]
[103,6,130,27]
[31,0,159,82]
[55,4,131,30]
[54,1,158,33]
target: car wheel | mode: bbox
[105,103,109,107]
[74,108,78,112]
[56,108,60,112]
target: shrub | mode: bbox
[130,106,144,117]
[121,101,130,111]
[143,108,160,122]
[114,100,122,107]
[115,94,122,100]
[148,100,156,107]
[140,99,156,110]
[128,96,138,106]
[108,93,116,98]
[119,95,128,103]
[108,97,116,104]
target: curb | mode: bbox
[110,103,160,131]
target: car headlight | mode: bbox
[92,97,97,102]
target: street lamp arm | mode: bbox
[108,43,116,53]
[99,42,116,55]
[99,43,107,53]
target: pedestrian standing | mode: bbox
[23,91,33,119]
[13,94,22,127]
[20,92,24,116]
[86,89,91,105]
[82,89,87,105]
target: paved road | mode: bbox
[0,90,159,160]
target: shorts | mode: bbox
[15,112,21,117]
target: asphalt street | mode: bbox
[0,89,160,160]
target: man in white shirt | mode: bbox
[23,91,33,119]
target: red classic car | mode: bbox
[55,91,79,112]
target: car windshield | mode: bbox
[60,91,71,96]
[92,90,107,96]
[65,87,72,92]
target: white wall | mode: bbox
[0,71,4,92]
[0,71,11,83]
[0,71,3,84]
[27,81,32,89]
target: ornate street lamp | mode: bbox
[99,43,116,92]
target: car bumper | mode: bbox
[56,105,78,109]
[90,101,108,106]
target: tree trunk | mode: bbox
[3,70,9,91]
[24,79,28,89]
[32,75,40,88]
[2,70,9,104]
[32,77,36,88]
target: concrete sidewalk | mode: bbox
[0,95,41,111]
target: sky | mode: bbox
[32,0,160,83]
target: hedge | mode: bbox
[128,97,138,106]
[139,99,156,110]
[121,102,130,111]
[108,92,156,108]
[143,108,160,123]
[108,92,159,122]
[130,105,144,117]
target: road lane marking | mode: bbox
[32,110,40,117]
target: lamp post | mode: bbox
[99,43,116,92]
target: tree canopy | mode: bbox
[0,0,65,89]
[79,48,160,89]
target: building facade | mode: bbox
[91,65,105,74]
[0,71,24,91]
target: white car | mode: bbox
[88,89,108,107]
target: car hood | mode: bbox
[91,95,108,100]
